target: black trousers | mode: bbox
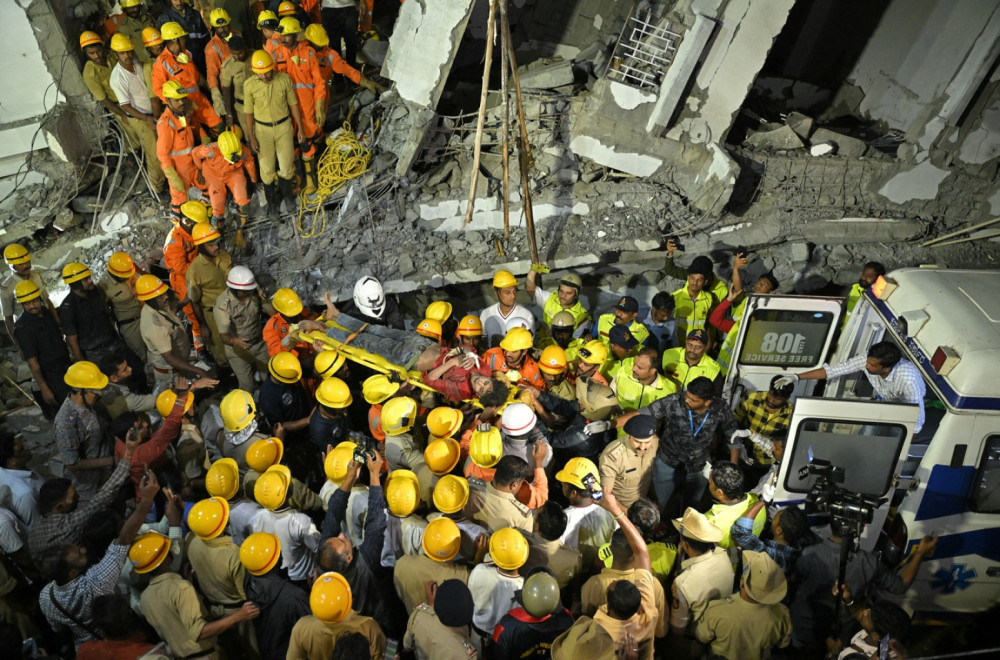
[322,6,359,65]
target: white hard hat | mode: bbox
[501,402,537,437]
[226,265,257,290]
[504,314,533,333]
[353,276,385,319]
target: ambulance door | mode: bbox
[771,397,919,551]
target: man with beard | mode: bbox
[482,327,546,390]
[660,329,722,394]
[846,260,887,319]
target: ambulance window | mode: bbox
[738,309,834,368]
[971,436,1000,513]
[783,418,906,498]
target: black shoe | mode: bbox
[263,183,281,220]
[278,177,298,213]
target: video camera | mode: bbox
[800,457,884,528]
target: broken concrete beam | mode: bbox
[706,217,925,247]
[518,58,575,89]
[810,128,868,158]
[790,242,810,263]
[744,125,805,151]
[785,112,814,140]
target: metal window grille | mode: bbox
[606,9,682,91]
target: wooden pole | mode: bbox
[499,1,511,240]
[462,0,498,230]
[920,216,1000,247]
[932,229,1000,247]
[502,9,540,264]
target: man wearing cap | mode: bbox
[527,269,591,337]
[595,295,650,351]
[98,252,147,361]
[669,507,733,637]
[482,327,547,391]
[240,532,310,659]
[186,225,233,366]
[393,519,472,614]
[599,414,658,509]
[2,244,57,347]
[556,456,617,570]
[258,353,313,441]
[404,579,478,660]
[611,347,676,413]
[53,363,116,499]
[602,324,642,382]
[480,270,536,348]
[669,250,719,346]
[215,266,273,392]
[249,465,321,586]
[573,339,610,386]
[492,568,575,659]
[694,550,791,660]
[11,279,71,416]
[661,329,722,393]
[139,275,213,386]
[529,376,618,467]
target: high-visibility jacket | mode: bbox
[155,107,198,175]
[152,48,202,101]
[596,313,650,348]
[205,32,239,90]
[163,223,197,295]
[272,39,327,103]
[191,143,259,184]
[315,46,361,85]
[661,347,722,390]
[542,293,589,329]
[482,347,546,390]
[611,358,676,412]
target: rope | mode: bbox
[296,121,374,238]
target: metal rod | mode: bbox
[461,0,498,230]
[932,229,1000,247]
[920,216,1000,246]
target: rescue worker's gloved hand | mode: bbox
[315,99,325,126]
[359,77,385,94]
[583,420,611,436]
[163,166,186,193]
[761,478,775,503]
[773,374,799,389]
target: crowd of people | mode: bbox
[0,206,937,660]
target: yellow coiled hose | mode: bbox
[296,122,372,238]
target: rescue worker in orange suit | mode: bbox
[141,27,166,117]
[152,21,223,135]
[244,49,305,218]
[191,130,258,232]
[164,201,210,355]
[271,17,324,195]
[204,8,240,121]
[273,0,318,25]
[483,327,548,391]
[156,81,208,218]
[303,24,381,116]
[259,10,282,54]
[263,288,316,364]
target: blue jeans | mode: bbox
[326,313,435,368]
[653,457,708,511]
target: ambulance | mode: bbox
[722,267,1000,617]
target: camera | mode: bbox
[800,458,883,527]
[353,438,376,465]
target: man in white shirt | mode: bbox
[555,458,617,570]
[249,466,320,585]
[108,33,166,193]
[480,270,536,348]
[0,433,44,529]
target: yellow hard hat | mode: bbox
[426,407,463,438]
[422,517,462,562]
[500,327,533,352]
[424,438,461,476]
[120,0,143,7]
[209,8,231,26]
[107,251,136,278]
[492,270,517,289]
[316,377,352,409]
[278,16,301,34]
[3,244,30,266]
[304,23,329,47]
[160,21,187,41]
[469,424,503,468]
[324,442,357,484]
[555,456,602,493]
[415,318,442,341]
[191,222,221,246]
[314,350,346,379]
[257,10,279,28]
[490,528,529,571]
[155,389,194,418]
[271,288,303,317]
[433,474,470,514]
[110,33,134,52]
[251,49,274,74]
[538,345,568,375]
[142,27,163,48]
[206,458,240,500]
[381,397,417,436]
[268,352,302,384]
[161,80,189,99]
[220,389,256,432]
[13,280,40,304]
[64,361,109,391]
[245,437,284,473]
[61,262,92,285]
[277,1,298,17]
[240,532,282,576]
[457,315,483,337]
[135,274,169,301]
[187,497,230,540]
[129,531,171,574]
[254,464,292,510]
[424,301,453,322]
[579,339,609,365]
[217,130,242,163]
[385,469,421,517]
[79,31,103,49]
[362,374,398,404]
[310,572,352,623]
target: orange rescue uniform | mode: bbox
[191,142,259,217]
[315,46,361,85]
[272,39,327,139]
[163,223,204,349]
[482,347,547,391]
[152,48,222,131]
[205,32,239,93]
[263,310,315,358]
[156,106,205,208]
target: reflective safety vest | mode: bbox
[368,403,385,443]
[205,33,237,90]
[542,293,590,329]
[272,40,326,102]
[661,347,721,389]
[716,298,746,375]
[613,359,677,412]
[671,287,714,344]
[596,313,650,348]
[155,108,197,169]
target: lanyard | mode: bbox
[688,409,708,438]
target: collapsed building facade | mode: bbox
[1,0,999,391]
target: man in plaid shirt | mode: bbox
[729,376,794,484]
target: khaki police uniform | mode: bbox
[214,287,269,392]
[393,554,471,614]
[385,431,426,473]
[287,612,387,660]
[140,572,219,659]
[116,12,156,64]
[185,534,258,658]
[469,482,533,533]
[599,437,657,509]
[524,532,582,588]
[173,421,210,479]
[97,272,145,359]
[694,594,792,660]
[0,270,50,321]
[186,250,233,366]
[243,71,297,184]
[670,547,735,634]
[581,567,668,638]
[220,55,252,136]
[661,347,721,390]
[140,302,191,385]
[404,603,479,660]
